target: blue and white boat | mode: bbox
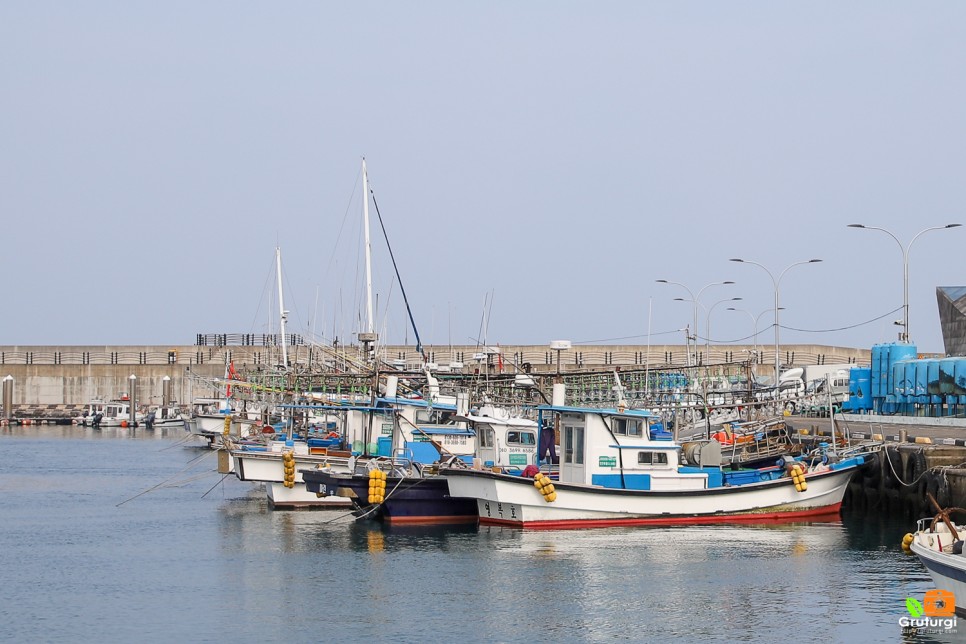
[443,397,869,530]
[908,514,966,615]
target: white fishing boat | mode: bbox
[231,392,475,509]
[443,396,870,529]
[905,503,966,616]
[144,404,188,430]
[76,399,109,426]
[95,399,145,427]
[231,438,354,509]
[188,397,235,437]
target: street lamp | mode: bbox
[657,279,734,366]
[847,223,962,343]
[727,306,785,357]
[705,297,743,357]
[729,258,822,382]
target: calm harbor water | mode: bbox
[0,426,956,643]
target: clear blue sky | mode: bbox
[2,3,964,354]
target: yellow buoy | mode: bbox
[545,491,557,502]
[903,533,914,545]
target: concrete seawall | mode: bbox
[0,342,872,409]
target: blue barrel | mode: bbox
[848,367,872,411]
[914,359,929,402]
[891,343,918,399]
[892,361,909,403]
[871,344,886,400]
[940,358,958,395]
[927,359,942,403]
[955,358,966,405]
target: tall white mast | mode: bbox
[362,158,374,335]
[276,246,289,369]
[358,158,378,360]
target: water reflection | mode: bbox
[0,428,951,643]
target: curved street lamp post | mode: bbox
[728,259,822,383]
[847,223,962,343]
[657,279,734,366]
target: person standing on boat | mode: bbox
[539,421,558,465]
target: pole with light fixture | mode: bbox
[846,223,962,343]
[705,297,743,358]
[656,279,734,366]
[728,259,822,383]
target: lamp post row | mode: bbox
[657,223,960,382]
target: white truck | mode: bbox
[777,364,854,404]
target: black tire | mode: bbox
[884,445,903,489]
[937,474,952,508]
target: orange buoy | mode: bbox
[120,420,128,428]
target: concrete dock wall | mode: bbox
[0,342,872,409]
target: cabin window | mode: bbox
[507,430,536,445]
[415,409,456,425]
[612,418,643,436]
[563,426,584,465]
[479,427,494,448]
[638,451,668,465]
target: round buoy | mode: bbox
[120,420,128,428]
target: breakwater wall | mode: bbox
[845,443,966,519]
[0,342,870,410]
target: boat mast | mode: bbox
[276,246,289,369]
[362,158,375,337]
[358,157,378,363]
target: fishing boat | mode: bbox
[442,395,870,529]
[231,388,477,509]
[301,403,539,524]
[905,498,966,616]
[95,399,145,427]
[76,397,144,427]
[144,403,188,430]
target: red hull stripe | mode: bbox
[479,503,843,530]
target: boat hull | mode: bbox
[911,539,966,616]
[302,469,477,525]
[264,480,352,509]
[443,465,858,529]
[232,449,353,509]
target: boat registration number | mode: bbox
[481,501,519,521]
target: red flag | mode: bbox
[226,360,237,398]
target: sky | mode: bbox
[2,3,965,354]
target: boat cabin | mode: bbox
[538,405,714,491]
